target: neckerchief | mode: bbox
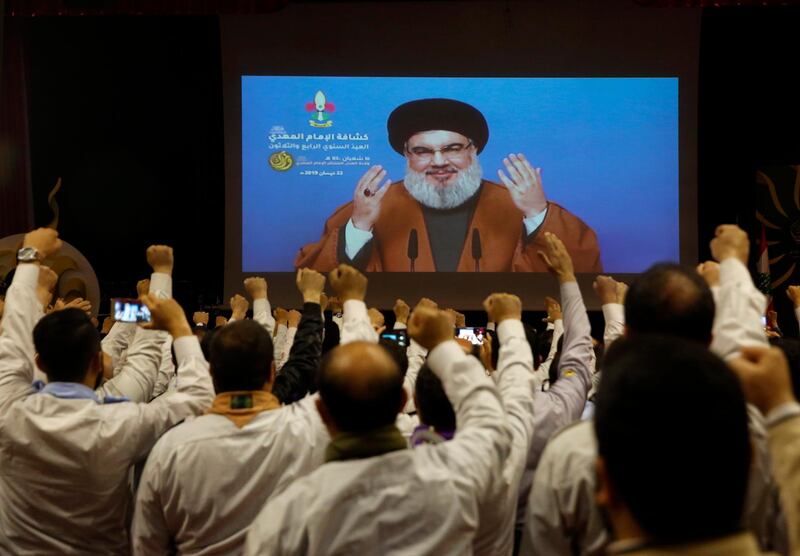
[325,424,408,462]
[206,390,281,428]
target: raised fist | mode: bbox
[545,296,562,323]
[146,245,174,275]
[393,299,410,325]
[288,309,302,328]
[230,294,249,320]
[710,225,748,265]
[141,294,192,338]
[137,279,151,298]
[22,228,62,260]
[368,308,385,331]
[483,293,522,324]
[329,264,367,302]
[408,307,454,351]
[193,311,209,326]
[296,268,326,303]
[593,276,620,305]
[244,277,268,300]
[696,261,721,288]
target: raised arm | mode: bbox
[245,276,276,336]
[708,225,768,360]
[729,346,800,550]
[485,293,537,477]
[271,269,325,404]
[126,296,215,461]
[330,264,377,344]
[533,296,563,388]
[396,298,434,414]
[0,229,62,412]
[408,307,511,495]
[594,275,626,349]
[98,246,174,402]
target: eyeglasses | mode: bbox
[405,140,474,163]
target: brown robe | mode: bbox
[294,180,602,272]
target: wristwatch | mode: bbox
[17,247,40,263]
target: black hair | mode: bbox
[317,345,403,432]
[625,263,715,344]
[548,336,565,385]
[533,328,554,370]
[33,308,101,382]
[200,327,218,361]
[209,320,274,393]
[415,363,456,432]
[595,335,751,544]
[321,313,341,355]
[378,337,409,378]
[769,336,800,401]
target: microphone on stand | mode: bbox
[472,229,482,272]
[408,229,418,272]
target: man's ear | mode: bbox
[263,361,276,392]
[315,396,338,436]
[35,354,45,373]
[623,324,630,338]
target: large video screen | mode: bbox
[242,76,678,274]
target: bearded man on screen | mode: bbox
[295,98,602,272]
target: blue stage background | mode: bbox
[242,76,679,272]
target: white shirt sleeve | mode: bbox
[340,299,378,344]
[97,326,166,402]
[426,341,512,496]
[124,336,215,462]
[273,324,287,360]
[710,258,768,361]
[402,338,427,414]
[276,326,297,371]
[0,264,41,413]
[252,298,276,336]
[523,207,549,236]
[601,303,625,348]
[345,219,374,260]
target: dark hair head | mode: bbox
[318,342,403,432]
[533,328,554,370]
[769,336,800,401]
[549,335,565,385]
[415,363,456,432]
[209,320,273,393]
[378,337,409,378]
[33,308,101,382]
[625,263,715,344]
[595,335,751,543]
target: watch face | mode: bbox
[17,247,38,262]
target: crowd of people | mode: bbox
[0,225,797,555]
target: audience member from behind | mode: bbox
[0,228,214,555]
[245,305,511,555]
[594,335,756,555]
[132,269,327,555]
[730,346,800,552]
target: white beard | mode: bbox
[403,159,483,209]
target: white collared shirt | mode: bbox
[131,395,329,555]
[0,264,215,555]
[244,341,512,555]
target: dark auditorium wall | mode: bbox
[12,6,800,324]
[23,16,225,313]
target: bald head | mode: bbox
[318,342,405,433]
[625,263,715,345]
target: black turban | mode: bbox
[386,98,489,155]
